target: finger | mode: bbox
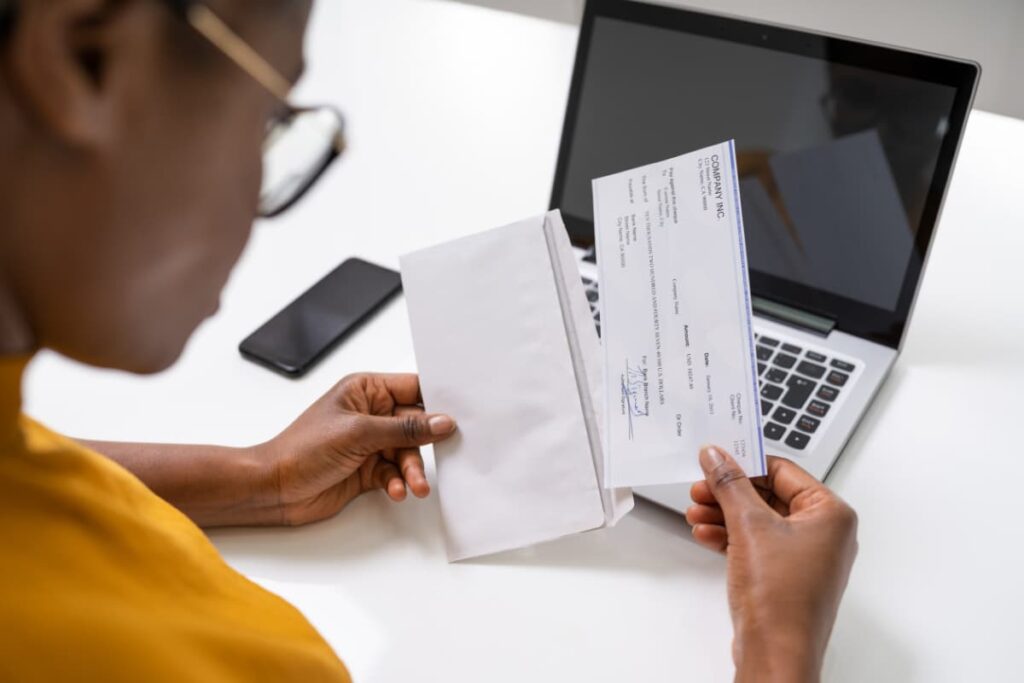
[378,407,424,458]
[690,480,718,505]
[764,455,826,508]
[694,477,775,508]
[353,411,457,452]
[691,524,729,554]
[372,460,406,502]
[396,447,430,498]
[386,477,407,502]
[375,373,425,406]
[686,503,725,527]
[389,406,433,498]
[750,474,789,515]
[699,446,769,525]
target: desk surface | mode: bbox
[23,1,1024,681]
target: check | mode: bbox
[594,141,766,487]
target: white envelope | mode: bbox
[401,211,633,562]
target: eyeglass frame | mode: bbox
[164,0,346,218]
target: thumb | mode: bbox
[354,412,457,451]
[699,446,767,523]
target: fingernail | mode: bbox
[428,415,455,435]
[701,446,724,468]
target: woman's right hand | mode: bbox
[686,447,858,683]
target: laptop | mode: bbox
[549,0,980,511]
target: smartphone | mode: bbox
[239,258,402,378]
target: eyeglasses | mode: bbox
[167,1,345,218]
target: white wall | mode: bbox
[447,0,1024,119]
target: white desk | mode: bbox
[24,0,1024,680]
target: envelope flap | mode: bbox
[543,212,635,525]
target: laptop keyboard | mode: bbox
[754,332,857,451]
[582,277,858,452]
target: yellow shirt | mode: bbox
[0,357,351,682]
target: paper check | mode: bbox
[594,140,766,487]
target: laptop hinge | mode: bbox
[753,296,836,337]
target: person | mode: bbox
[689,447,858,682]
[0,0,857,681]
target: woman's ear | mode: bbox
[3,0,137,148]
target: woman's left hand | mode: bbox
[250,373,456,526]
[82,373,456,528]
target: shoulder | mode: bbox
[0,418,350,683]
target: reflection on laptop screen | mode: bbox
[558,16,959,314]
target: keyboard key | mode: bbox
[773,353,797,369]
[781,343,803,354]
[761,400,773,416]
[761,384,783,401]
[781,376,815,409]
[773,407,796,425]
[594,312,600,322]
[806,400,831,418]
[796,360,826,379]
[586,289,599,302]
[756,346,774,361]
[797,415,820,433]
[765,368,788,384]
[785,431,810,450]
[831,359,855,372]
[759,336,780,348]
[826,370,849,387]
[595,324,601,338]
[806,351,827,363]
[816,385,839,402]
[764,422,786,441]
[757,362,766,376]
[582,277,595,287]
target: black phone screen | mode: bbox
[239,258,402,377]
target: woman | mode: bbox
[0,0,857,681]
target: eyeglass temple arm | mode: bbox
[165,0,293,102]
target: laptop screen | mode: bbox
[551,1,978,347]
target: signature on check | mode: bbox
[621,360,650,440]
